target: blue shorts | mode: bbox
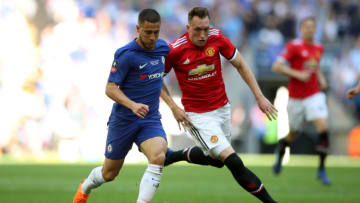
[105,115,167,160]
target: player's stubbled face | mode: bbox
[187,16,210,47]
[301,20,316,41]
[137,21,160,50]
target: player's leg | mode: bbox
[306,92,331,185]
[313,118,331,185]
[135,120,167,203]
[273,131,297,174]
[73,120,135,203]
[164,111,224,168]
[273,98,304,175]
[136,136,167,203]
[186,105,276,202]
[73,158,126,203]
[215,146,277,203]
[164,144,224,168]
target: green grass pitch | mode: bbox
[1,155,360,203]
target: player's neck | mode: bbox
[136,38,154,50]
[303,37,314,44]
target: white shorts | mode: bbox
[287,92,328,131]
[186,103,231,157]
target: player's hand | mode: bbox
[256,96,278,121]
[131,103,149,118]
[297,71,312,82]
[346,88,359,99]
[171,106,193,130]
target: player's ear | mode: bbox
[136,25,140,33]
[186,24,190,32]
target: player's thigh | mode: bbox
[304,92,328,129]
[287,98,305,132]
[312,118,328,133]
[139,137,167,165]
[186,112,231,157]
[105,118,138,160]
[136,120,167,164]
[218,103,232,141]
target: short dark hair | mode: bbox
[138,8,161,25]
[300,16,316,27]
[188,7,210,23]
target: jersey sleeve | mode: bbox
[108,52,131,85]
[278,42,296,64]
[164,45,175,74]
[218,32,237,61]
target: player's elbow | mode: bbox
[105,82,116,98]
[105,85,112,98]
[272,61,282,73]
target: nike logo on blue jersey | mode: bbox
[139,63,147,69]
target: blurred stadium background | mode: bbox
[0,0,360,162]
[1,0,360,203]
[1,0,360,162]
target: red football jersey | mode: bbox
[279,38,324,99]
[165,28,236,113]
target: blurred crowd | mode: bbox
[0,0,359,160]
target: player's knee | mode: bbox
[102,169,119,182]
[148,152,166,165]
[216,147,235,162]
[224,153,245,171]
[287,131,298,142]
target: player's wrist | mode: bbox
[169,103,180,111]
[254,93,265,101]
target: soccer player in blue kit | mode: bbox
[73,9,170,203]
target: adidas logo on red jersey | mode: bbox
[183,58,190,64]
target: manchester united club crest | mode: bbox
[205,47,215,57]
[210,135,218,143]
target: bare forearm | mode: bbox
[317,69,328,90]
[272,60,301,78]
[161,84,178,110]
[105,82,135,109]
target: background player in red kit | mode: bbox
[272,17,331,185]
[161,7,277,203]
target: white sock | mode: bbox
[81,166,106,194]
[137,164,163,203]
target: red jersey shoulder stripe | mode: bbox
[209,28,220,36]
[172,40,188,48]
[171,36,187,48]
[291,39,302,45]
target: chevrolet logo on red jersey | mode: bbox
[189,64,214,76]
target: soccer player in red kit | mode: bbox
[161,7,277,203]
[272,16,331,185]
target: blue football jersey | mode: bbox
[108,39,170,121]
